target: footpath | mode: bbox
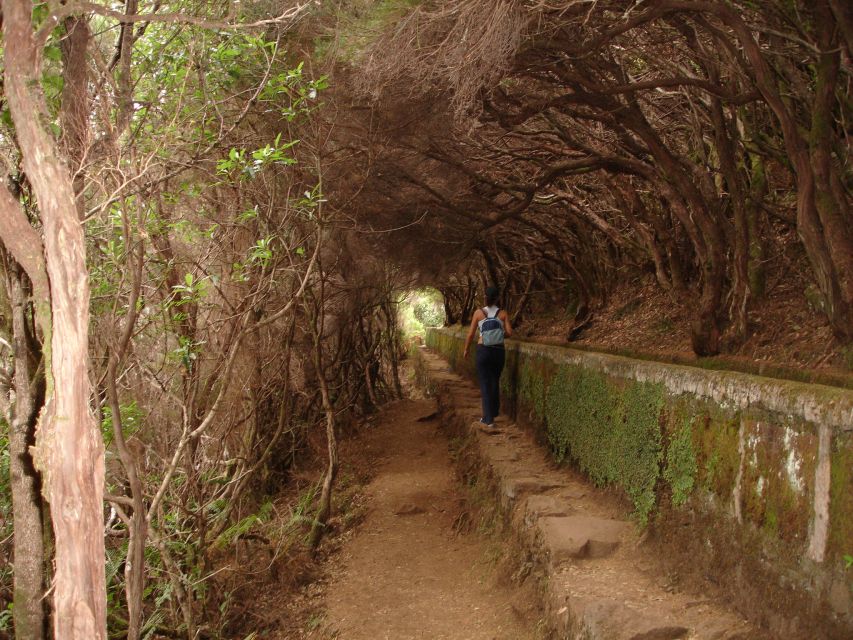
[313,397,537,640]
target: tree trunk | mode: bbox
[7,265,47,639]
[308,291,337,550]
[442,290,457,325]
[59,16,90,221]
[612,181,675,296]
[104,213,146,640]
[709,99,750,345]
[621,106,726,355]
[746,153,767,299]
[382,301,403,399]
[309,377,338,550]
[1,0,107,636]
[808,5,853,340]
[713,1,853,343]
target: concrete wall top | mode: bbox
[432,327,853,431]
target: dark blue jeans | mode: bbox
[476,345,505,424]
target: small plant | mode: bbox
[0,604,12,632]
[654,317,675,334]
[100,401,144,446]
[306,612,324,630]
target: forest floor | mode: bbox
[269,396,540,639]
[523,274,852,383]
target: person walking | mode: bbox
[463,286,513,427]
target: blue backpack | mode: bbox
[479,308,505,346]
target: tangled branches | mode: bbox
[331,0,852,357]
[356,0,527,116]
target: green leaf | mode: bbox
[44,44,62,62]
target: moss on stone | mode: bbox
[664,416,698,507]
[618,381,665,523]
[829,433,853,559]
[546,365,615,473]
[696,411,740,500]
[425,327,852,553]
[737,418,812,545]
[517,352,550,422]
[543,363,664,524]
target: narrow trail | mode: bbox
[317,398,536,640]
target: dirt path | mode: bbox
[316,398,535,640]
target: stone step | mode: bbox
[550,588,752,640]
[501,475,566,503]
[521,494,574,524]
[553,595,690,640]
[538,515,629,565]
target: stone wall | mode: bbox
[426,327,853,631]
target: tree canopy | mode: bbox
[0,0,849,637]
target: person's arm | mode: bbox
[462,310,482,358]
[501,310,513,338]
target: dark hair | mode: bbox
[485,285,500,306]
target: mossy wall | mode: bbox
[426,327,853,618]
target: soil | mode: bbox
[522,274,852,383]
[272,398,539,639]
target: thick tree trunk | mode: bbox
[461,278,477,325]
[711,1,853,343]
[1,0,107,637]
[442,291,458,325]
[745,154,767,299]
[710,100,750,344]
[808,7,853,339]
[59,16,90,220]
[7,266,47,640]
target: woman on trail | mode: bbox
[462,286,513,427]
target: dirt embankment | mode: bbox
[521,276,852,388]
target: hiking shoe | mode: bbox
[479,418,496,428]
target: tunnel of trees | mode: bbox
[0,0,849,637]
